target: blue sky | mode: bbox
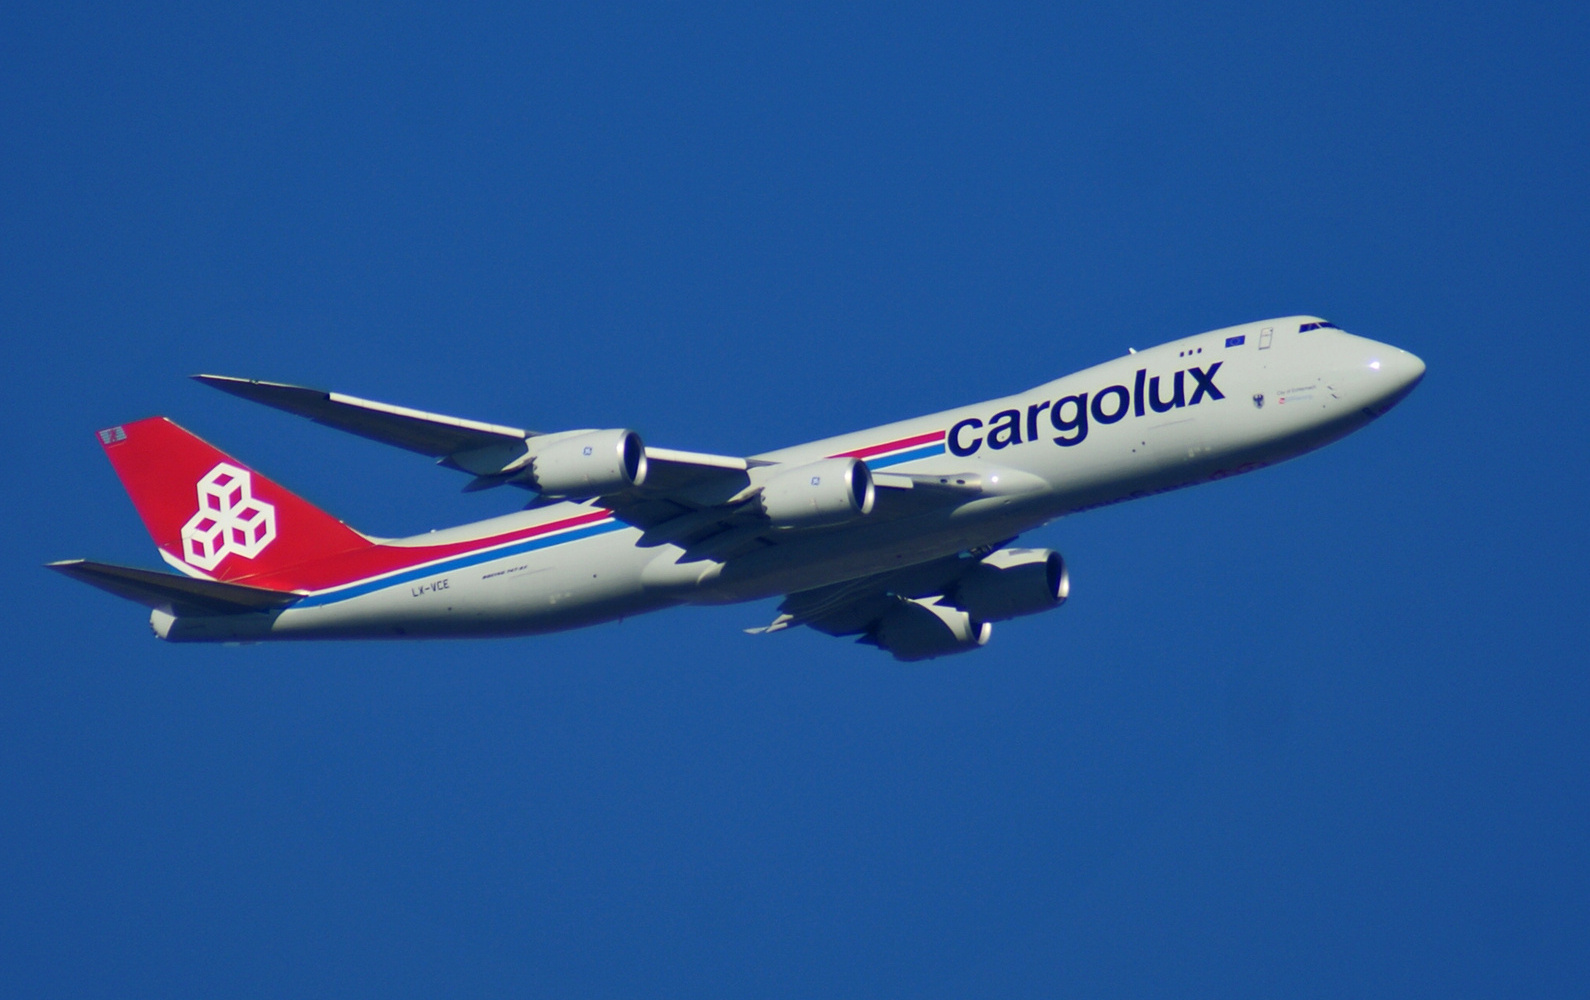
[5,3,1588,996]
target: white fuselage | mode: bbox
[154,317,1424,642]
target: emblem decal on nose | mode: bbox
[1252,393,1264,409]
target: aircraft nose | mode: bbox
[1355,339,1425,415]
[1377,345,1426,389]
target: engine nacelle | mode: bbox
[868,597,992,662]
[758,457,876,529]
[523,429,648,496]
[951,548,1069,622]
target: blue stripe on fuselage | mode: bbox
[290,520,628,608]
[288,444,943,609]
[866,443,946,468]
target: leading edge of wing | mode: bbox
[193,374,534,458]
[194,376,762,487]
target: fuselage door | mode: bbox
[1258,327,1274,350]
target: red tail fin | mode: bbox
[98,417,374,587]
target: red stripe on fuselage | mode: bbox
[829,429,946,460]
[233,508,614,593]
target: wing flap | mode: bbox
[747,541,1016,637]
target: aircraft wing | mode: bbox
[194,375,536,458]
[195,375,997,560]
[194,374,757,499]
[745,544,1008,637]
[603,467,996,552]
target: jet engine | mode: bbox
[758,457,876,529]
[521,429,648,496]
[951,547,1069,622]
[866,597,992,662]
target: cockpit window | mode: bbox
[1298,321,1339,332]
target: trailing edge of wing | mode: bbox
[193,374,534,457]
[744,540,1016,637]
[48,559,300,616]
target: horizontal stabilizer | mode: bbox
[47,559,300,616]
[193,375,535,458]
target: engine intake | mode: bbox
[522,429,647,497]
[952,548,1069,622]
[867,597,991,662]
[758,457,876,529]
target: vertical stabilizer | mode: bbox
[97,417,374,587]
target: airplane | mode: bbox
[50,316,1424,660]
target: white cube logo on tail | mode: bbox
[180,463,277,570]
